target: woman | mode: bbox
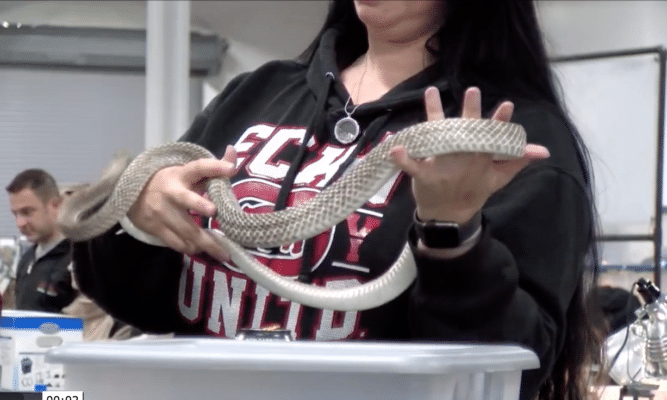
[72,1,603,399]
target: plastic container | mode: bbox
[45,338,539,400]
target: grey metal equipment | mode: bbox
[635,278,667,378]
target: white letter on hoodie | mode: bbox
[178,256,206,322]
[207,270,248,337]
[315,279,360,340]
[248,128,307,180]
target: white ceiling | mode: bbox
[0,1,329,59]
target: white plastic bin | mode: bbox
[45,338,539,400]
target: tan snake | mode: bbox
[59,118,526,311]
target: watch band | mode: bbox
[412,210,482,249]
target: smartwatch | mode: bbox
[412,210,482,249]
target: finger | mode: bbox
[159,228,197,255]
[182,158,236,184]
[196,230,231,262]
[221,145,238,167]
[172,188,217,217]
[424,86,446,121]
[189,145,236,194]
[160,208,208,253]
[492,145,550,176]
[522,144,550,160]
[491,101,514,122]
[163,209,202,244]
[389,146,421,177]
[461,87,481,119]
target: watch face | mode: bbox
[422,224,460,248]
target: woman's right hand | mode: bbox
[127,145,237,262]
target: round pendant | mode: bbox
[334,116,360,144]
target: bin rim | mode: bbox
[45,338,540,374]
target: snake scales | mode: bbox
[59,118,526,311]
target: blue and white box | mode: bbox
[0,310,83,391]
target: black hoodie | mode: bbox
[16,239,77,313]
[73,28,592,400]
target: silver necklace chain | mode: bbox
[343,95,361,118]
[334,55,368,144]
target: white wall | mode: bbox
[536,1,667,269]
[536,1,667,57]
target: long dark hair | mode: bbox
[300,2,605,399]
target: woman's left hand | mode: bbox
[389,86,550,224]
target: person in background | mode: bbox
[71,1,605,399]
[6,169,77,313]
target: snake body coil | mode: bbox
[59,118,526,311]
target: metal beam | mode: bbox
[145,0,191,148]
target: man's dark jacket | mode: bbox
[15,239,77,313]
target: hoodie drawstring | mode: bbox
[273,73,335,213]
[267,73,334,284]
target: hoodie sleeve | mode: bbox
[71,73,252,333]
[406,104,593,398]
